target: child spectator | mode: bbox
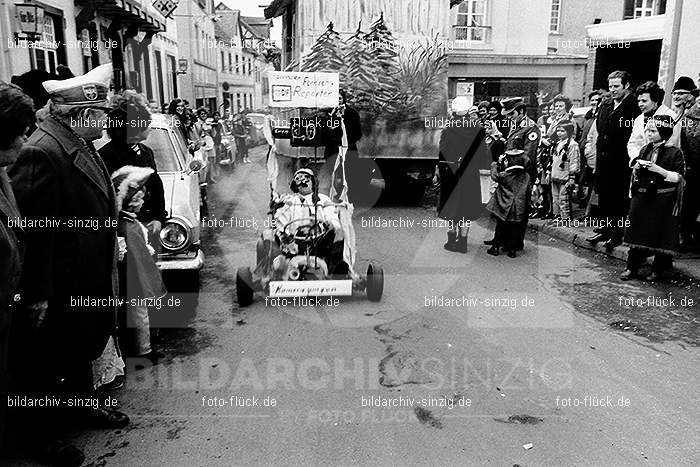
[551,120,580,221]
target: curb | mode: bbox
[527,220,700,281]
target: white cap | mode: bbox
[43,63,112,105]
[451,96,471,115]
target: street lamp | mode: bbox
[177,58,188,74]
[15,2,45,38]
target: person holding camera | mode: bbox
[620,115,685,282]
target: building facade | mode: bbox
[175,0,218,111]
[264,0,452,70]
[586,0,700,107]
[215,3,270,113]
[1,0,177,105]
[447,0,588,111]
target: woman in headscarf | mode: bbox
[621,115,685,282]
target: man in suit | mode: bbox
[0,82,34,455]
[587,70,641,250]
[8,64,128,466]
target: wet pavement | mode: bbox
[17,144,700,466]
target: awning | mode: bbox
[264,0,293,19]
[75,0,166,33]
[585,15,665,43]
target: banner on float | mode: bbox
[269,280,353,297]
[268,71,339,108]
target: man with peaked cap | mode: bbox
[8,63,129,466]
[437,95,490,253]
[495,97,540,250]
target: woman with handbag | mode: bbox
[621,115,686,282]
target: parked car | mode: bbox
[246,112,268,146]
[146,114,205,291]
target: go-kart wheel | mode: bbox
[236,267,254,307]
[366,263,384,302]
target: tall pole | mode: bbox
[662,0,684,107]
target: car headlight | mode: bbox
[160,218,191,252]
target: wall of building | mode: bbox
[176,0,218,109]
[668,0,700,85]
[548,0,624,56]
[1,0,82,80]
[294,0,452,66]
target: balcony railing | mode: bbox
[452,25,492,45]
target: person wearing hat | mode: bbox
[0,82,34,455]
[486,149,531,257]
[621,115,685,282]
[499,97,540,250]
[587,70,641,251]
[550,120,581,221]
[437,95,490,253]
[8,63,129,465]
[668,76,700,250]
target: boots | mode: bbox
[453,235,468,253]
[443,231,458,251]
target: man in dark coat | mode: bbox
[0,83,34,454]
[8,64,128,465]
[588,70,641,250]
[438,95,490,253]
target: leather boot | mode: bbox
[454,236,468,253]
[444,231,458,251]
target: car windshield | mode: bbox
[145,128,182,172]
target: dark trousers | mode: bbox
[626,247,673,272]
[681,167,700,244]
[493,219,520,252]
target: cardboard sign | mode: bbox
[269,280,353,297]
[269,71,339,108]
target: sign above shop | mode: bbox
[16,3,45,37]
[152,0,179,19]
[177,58,188,74]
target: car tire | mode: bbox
[366,263,384,302]
[236,267,255,307]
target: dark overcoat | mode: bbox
[595,93,640,216]
[8,116,119,367]
[0,169,23,439]
[437,121,490,221]
[486,161,531,223]
[624,144,686,255]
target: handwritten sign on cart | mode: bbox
[269,71,339,108]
